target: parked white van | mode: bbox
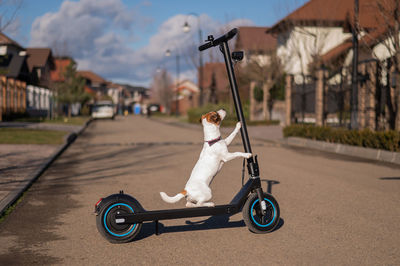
[92,101,115,119]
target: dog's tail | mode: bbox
[160,190,187,203]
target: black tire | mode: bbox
[96,199,142,243]
[242,192,280,233]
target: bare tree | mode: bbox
[0,0,22,32]
[370,0,400,130]
[151,69,173,115]
[51,40,71,58]
[238,50,283,120]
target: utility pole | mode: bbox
[350,0,359,129]
[183,14,204,106]
[176,52,180,116]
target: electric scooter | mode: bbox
[94,28,280,243]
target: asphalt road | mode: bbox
[0,116,399,265]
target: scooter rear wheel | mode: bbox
[242,192,280,233]
[96,199,142,243]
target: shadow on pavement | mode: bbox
[379,177,400,180]
[133,215,285,241]
[261,179,280,194]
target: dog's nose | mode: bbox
[221,108,226,111]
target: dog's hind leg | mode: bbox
[193,187,214,207]
[202,202,215,207]
[186,201,196,207]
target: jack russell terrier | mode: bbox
[160,109,252,207]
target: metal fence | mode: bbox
[288,58,394,130]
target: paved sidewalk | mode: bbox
[0,122,87,215]
[0,122,83,133]
[0,145,59,212]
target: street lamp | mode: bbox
[350,0,359,129]
[183,13,204,106]
[165,48,180,116]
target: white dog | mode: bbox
[160,109,252,207]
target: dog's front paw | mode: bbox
[235,122,242,130]
[244,153,252,159]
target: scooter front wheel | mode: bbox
[96,199,142,243]
[242,192,280,233]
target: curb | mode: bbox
[282,137,400,165]
[0,119,93,217]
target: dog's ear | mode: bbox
[199,117,202,123]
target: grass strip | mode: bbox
[15,116,89,126]
[0,192,25,224]
[0,128,67,145]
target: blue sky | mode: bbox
[3,0,307,86]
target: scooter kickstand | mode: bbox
[155,220,160,235]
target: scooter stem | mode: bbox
[220,41,259,178]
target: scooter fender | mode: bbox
[94,193,145,215]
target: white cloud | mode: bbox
[30,0,254,86]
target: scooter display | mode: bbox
[94,28,280,243]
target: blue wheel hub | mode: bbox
[104,203,137,237]
[250,198,276,227]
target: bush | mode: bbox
[283,124,400,152]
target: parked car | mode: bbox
[92,101,115,119]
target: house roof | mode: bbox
[235,27,277,53]
[122,84,148,93]
[321,38,353,63]
[26,48,54,71]
[106,81,122,89]
[77,70,107,84]
[174,80,199,93]
[321,26,388,64]
[50,57,73,82]
[268,0,379,33]
[0,54,29,80]
[0,32,23,49]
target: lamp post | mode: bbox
[183,13,204,106]
[350,0,359,129]
[165,48,180,116]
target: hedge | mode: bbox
[283,124,400,152]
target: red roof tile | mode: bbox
[50,58,73,82]
[322,26,388,64]
[269,0,380,33]
[235,27,277,52]
[77,71,106,84]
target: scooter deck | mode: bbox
[117,204,239,224]
[115,178,259,224]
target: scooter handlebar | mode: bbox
[198,41,214,52]
[198,28,238,51]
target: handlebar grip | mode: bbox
[223,28,238,41]
[198,28,238,51]
[199,41,213,51]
